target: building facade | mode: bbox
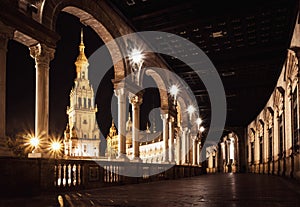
[63,30,101,157]
[246,15,300,180]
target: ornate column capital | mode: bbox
[161,113,169,121]
[29,43,55,67]
[129,93,143,106]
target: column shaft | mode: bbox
[181,128,187,164]
[130,94,142,160]
[161,113,169,162]
[115,88,127,159]
[192,138,197,165]
[0,23,14,156]
[30,44,55,149]
[169,117,175,162]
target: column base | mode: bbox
[116,154,129,162]
[131,157,142,162]
[28,152,43,158]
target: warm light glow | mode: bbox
[51,141,61,151]
[29,137,39,148]
[196,117,202,126]
[187,105,196,115]
[129,48,144,64]
[200,126,205,132]
[169,84,180,98]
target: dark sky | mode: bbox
[6,12,161,139]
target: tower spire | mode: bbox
[81,28,84,45]
[75,28,88,78]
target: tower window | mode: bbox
[83,120,87,124]
[82,72,85,79]
[78,97,82,107]
[88,99,91,108]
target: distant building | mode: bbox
[63,29,101,157]
[106,113,164,163]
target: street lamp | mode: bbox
[169,84,180,104]
[187,105,196,121]
[129,48,144,85]
[129,48,144,65]
[50,140,62,158]
[196,117,202,130]
[29,137,39,153]
[199,126,205,133]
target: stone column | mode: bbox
[175,129,181,165]
[186,129,191,164]
[30,44,55,151]
[129,94,142,161]
[192,136,197,165]
[169,116,175,163]
[181,127,188,164]
[114,88,127,160]
[197,141,201,165]
[0,22,14,156]
[161,113,169,162]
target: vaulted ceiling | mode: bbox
[107,0,299,128]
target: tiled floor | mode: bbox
[1,173,300,207]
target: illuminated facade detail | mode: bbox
[206,132,239,174]
[64,30,101,157]
[106,120,118,157]
[106,113,164,163]
[247,21,300,179]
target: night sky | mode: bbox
[6,12,161,139]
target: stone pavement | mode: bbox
[1,173,300,207]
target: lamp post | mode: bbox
[29,137,39,153]
[50,140,62,159]
[186,105,196,164]
[129,48,144,85]
[28,136,42,158]
[128,48,144,161]
[169,84,179,105]
[168,84,180,163]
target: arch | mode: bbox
[177,96,189,126]
[41,0,129,81]
[144,68,169,111]
[285,49,299,86]
[274,87,285,115]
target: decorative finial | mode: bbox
[146,122,151,133]
[81,28,84,44]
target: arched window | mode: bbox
[251,141,254,165]
[292,88,299,152]
[278,115,284,156]
[268,127,273,160]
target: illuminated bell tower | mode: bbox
[64,29,101,157]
